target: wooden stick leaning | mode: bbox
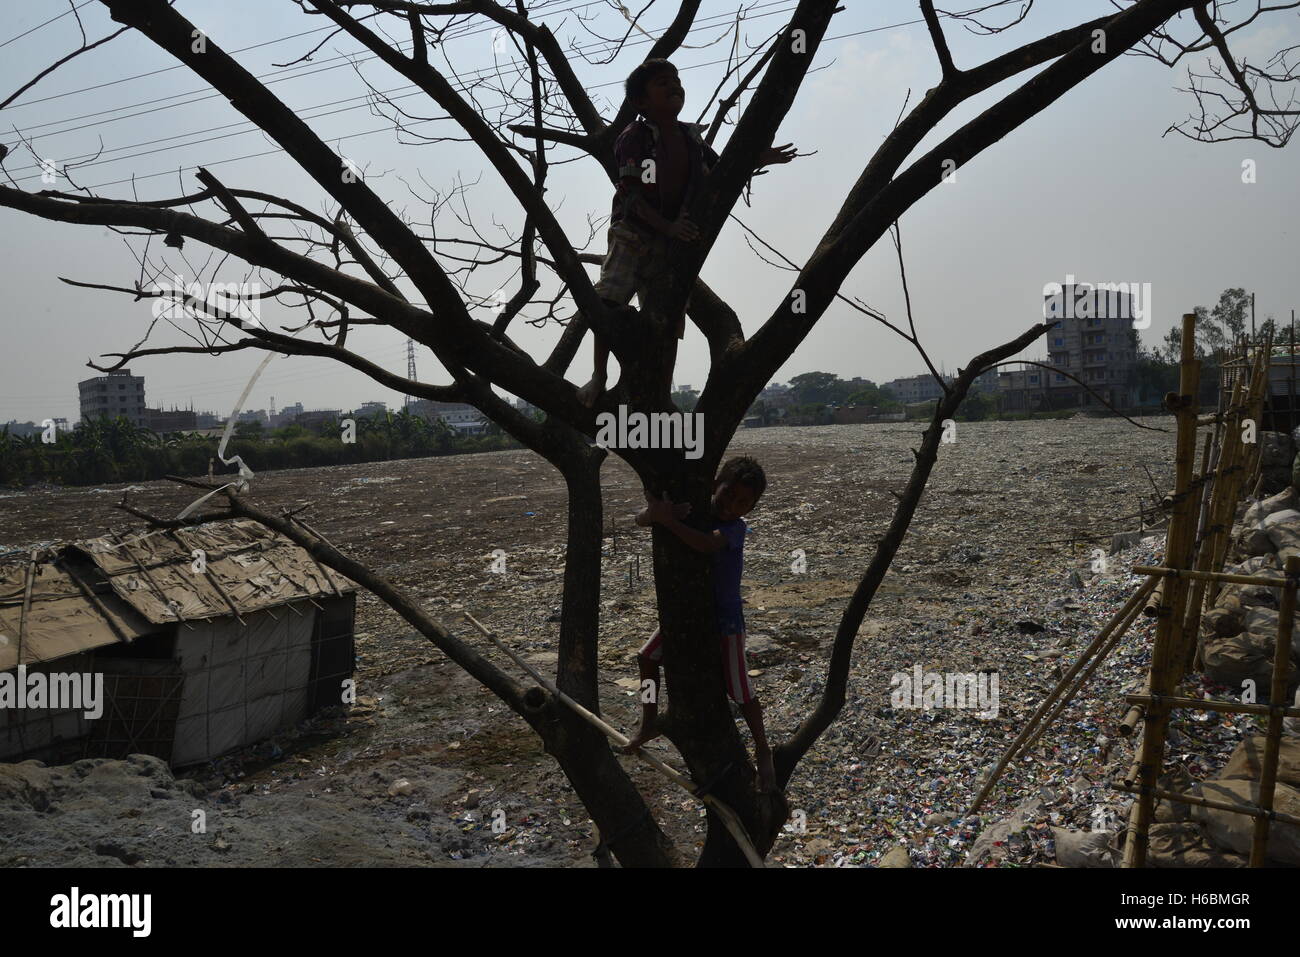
[462,611,766,868]
[1021,583,1153,754]
[1203,374,1247,612]
[967,576,1157,814]
[1124,693,1300,719]
[1179,429,1219,670]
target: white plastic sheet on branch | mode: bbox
[177,352,275,519]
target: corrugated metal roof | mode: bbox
[0,519,356,670]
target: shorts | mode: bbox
[637,627,755,705]
[593,222,685,338]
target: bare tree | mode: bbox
[1,0,1296,866]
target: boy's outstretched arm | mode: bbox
[756,143,799,169]
[642,493,726,554]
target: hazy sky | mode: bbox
[1,0,1297,425]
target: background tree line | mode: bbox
[0,408,518,487]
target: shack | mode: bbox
[0,519,356,767]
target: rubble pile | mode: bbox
[1203,484,1300,696]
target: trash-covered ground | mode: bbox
[7,416,1267,867]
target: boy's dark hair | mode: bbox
[626,58,677,105]
[717,455,766,499]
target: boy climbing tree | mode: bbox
[576,59,797,407]
[626,457,775,793]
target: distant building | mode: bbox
[449,420,487,436]
[2,421,40,438]
[270,402,303,428]
[997,365,1047,412]
[882,374,950,405]
[758,382,794,410]
[997,286,1140,412]
[1040,284,1138,409]
[78,369,146,427]
[145,407,197,434]
[237,409,269,426]
[296,410,341,429]
[354,401,387,417]
[833,406,905,424]
[409,398,485,429]
[194,411,222,429]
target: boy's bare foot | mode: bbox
[577,376,605,409]
[756,750,777,794]
[621,722,660,754]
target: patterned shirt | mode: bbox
[610,118,720,229]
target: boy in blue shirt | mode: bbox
[626,456,775,792]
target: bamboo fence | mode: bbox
[970,314,1298,868]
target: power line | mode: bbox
[4,0,601,123]
[0,1,95,52]
[7,86,442,179]
[12,9,919,191]
[3,0,587,110]
[9,0,791,142]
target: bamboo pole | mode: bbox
[12,550,38,756]
[58,558,133,644]
[1132,565,1294,588]
[1114,782,1300,827]
[1181,454,1223,668]
[1174,431,1216,668]
[1191,373,1245,649]
[967,577,1157,813]
[1250,554,1298,865]
[1119,693,1146,737]
[1123,693,1300,719]
[1288,323,1295,434]
[462,612,766,868]
[1242,339,1272,494]
[1206,363,1255,608]
[110,531,193,630]
[1125,313,1200,868]
[166,529,247,625]
[15,550,37,669]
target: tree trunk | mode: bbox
[646,464,787,866]
[533,450,676,867]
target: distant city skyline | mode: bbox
[2,2,1297,426]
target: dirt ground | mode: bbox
[0,417,1184,867]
